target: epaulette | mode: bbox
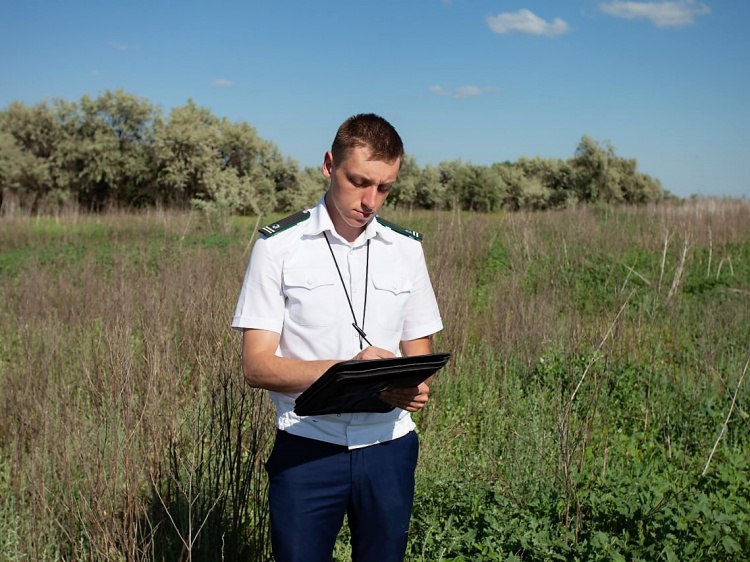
[258,210,311,237]
[376,217,423,241]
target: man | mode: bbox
[232,114,443,561]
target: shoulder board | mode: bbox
[258,210,310,237]
[376,217,423,241]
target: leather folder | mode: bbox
[294,352,451,416]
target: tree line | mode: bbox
[0,90,668,215]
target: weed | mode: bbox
[1,200,749,560]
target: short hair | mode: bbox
[331,113,404,164]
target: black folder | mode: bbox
[294,353,451,416]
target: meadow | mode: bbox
[1,199,748,561]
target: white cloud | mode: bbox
[213,78,234,88]
[487,9,569,37]
[429,85,500,98]
[600,1,710,27]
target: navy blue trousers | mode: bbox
[265,430,419,562]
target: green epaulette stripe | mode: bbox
[376,217,423,241]
[258,210,311,237]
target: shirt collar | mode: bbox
[304,194,394,245]
[305,195,335,237]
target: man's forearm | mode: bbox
[242,329,397,393]
[243,353,337,393]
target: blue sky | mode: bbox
[1,0,748,198]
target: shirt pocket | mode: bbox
[283,268,339,327]
[370,272,412,332]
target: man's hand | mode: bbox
[352,346,395,361]
[380,381,431,412]
[352,339,433,412]
[379,335,434,412]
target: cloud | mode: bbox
[600,1,710,27]
[212,78,234,88]
[487,9,569,37]
[429,85,500,98]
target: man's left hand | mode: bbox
[380,381,430,412]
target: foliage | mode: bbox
[1,92,669,216]
[0,92,323,217]
[408,448,749,561]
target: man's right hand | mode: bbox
[352,346,395,361]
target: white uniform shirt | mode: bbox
[232,197,443,449]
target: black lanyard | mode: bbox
[323,232,371,350]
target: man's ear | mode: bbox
[322,151,334,178]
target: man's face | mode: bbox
[323,146,400,241]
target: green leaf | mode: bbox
[722,535,741,554]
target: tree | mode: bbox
[218,119,279,213]
[0,102,57,209]
[415,165,446,209]
[571,135,615,203]
[435,161,506,212]
[388,154,420,208]
[610,157,665,204]
[457,164,504,212]
[570,136,666,205]
[73,90,159,209]
[517,156,576,208]
[276,165,327,212]
[153,100,225,206]
[0,130,51,213]
[491,163,549,211]
[0,90,670,214]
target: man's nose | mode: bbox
[361,187,378,211]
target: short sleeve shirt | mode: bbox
[232,197,443,449]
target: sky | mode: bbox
[1,0,748,199]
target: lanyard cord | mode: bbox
[323,232,371,350]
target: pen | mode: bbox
[352,322,373,347]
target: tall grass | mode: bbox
[1,199,748,560]
[409,199,750,560]
[1,211,273,560]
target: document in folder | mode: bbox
[294,352,451,416]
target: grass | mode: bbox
[1,199,749,560]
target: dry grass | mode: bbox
[1,213,272,560]
[1,198,749,560]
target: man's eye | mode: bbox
[379,185,393,193]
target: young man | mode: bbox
[232,114,443,561]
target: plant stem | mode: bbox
[702,357,749,477]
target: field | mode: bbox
[1,199,749,561]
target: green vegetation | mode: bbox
[1,91,667,217]
[1,199,748,560]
